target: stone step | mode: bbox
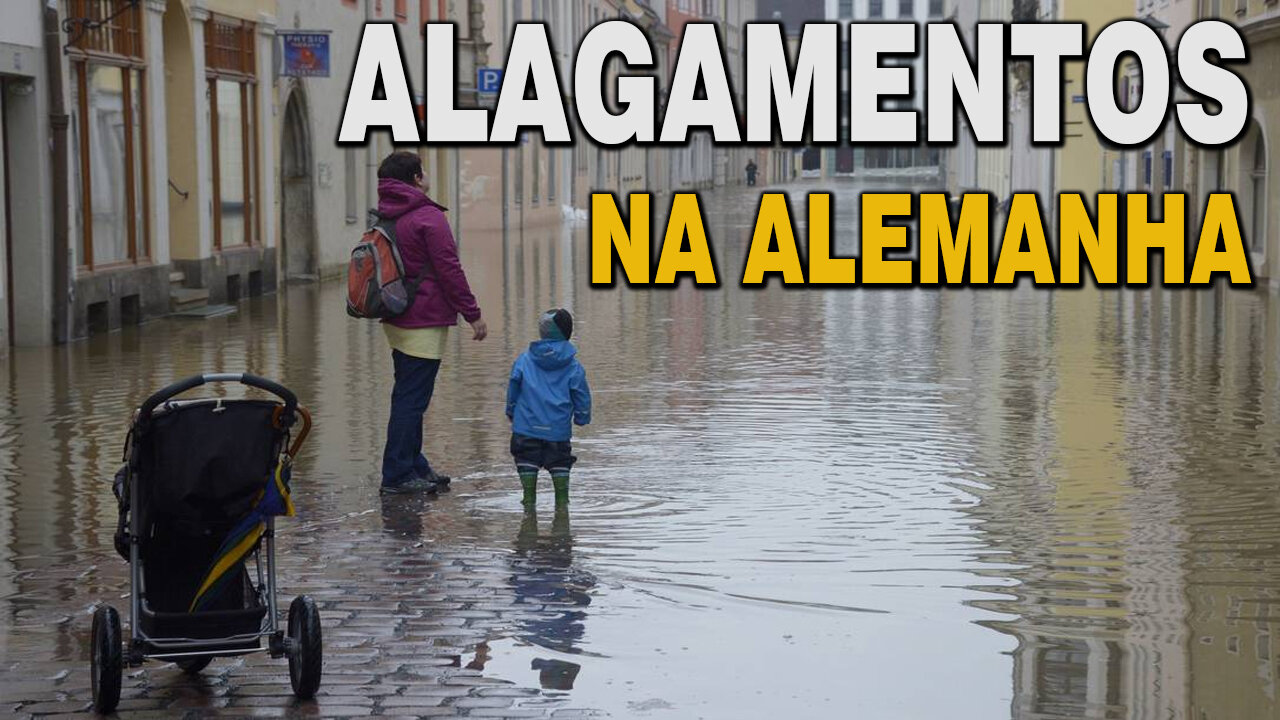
[172,304,237,319]
[169,287,209,312]
[169,270,186,285]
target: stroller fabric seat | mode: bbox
[132,400,282,624]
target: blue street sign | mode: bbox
[477,67,503,94]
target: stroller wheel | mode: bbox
[90,604,123,713]
[287,595,322,699]
[176,656,212,674]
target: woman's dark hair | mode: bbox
[378,151,423,185]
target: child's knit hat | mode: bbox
[539,309,574,341]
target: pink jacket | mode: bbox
[377,179,482,328]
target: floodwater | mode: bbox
[3,181,1280,719]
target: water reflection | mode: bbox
[380,493,432,538]
[510,507,593,690]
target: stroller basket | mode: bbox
[141,606,268,645]
[90,373,321,714]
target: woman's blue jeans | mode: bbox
[381,350,440,487]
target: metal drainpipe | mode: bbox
[44,0,71,344]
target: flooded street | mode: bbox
[3,182,1280,718]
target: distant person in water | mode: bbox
[506,309,592,506]
[376,151,488,495]
[745,159,758,186]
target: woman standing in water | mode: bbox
[375,151,487,494]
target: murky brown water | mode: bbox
[3,183,1280,718]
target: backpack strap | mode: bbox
[372,211,436,289]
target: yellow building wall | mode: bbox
[203,0,273,20]
[1056,0,1128,195]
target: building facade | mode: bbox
[1188,0,1277,284]
[26,0,285,341]
[0,2,54,348]
[756,0,826,186]
[272,0,473,281]
[819,0,947,180]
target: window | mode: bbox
[1252,129,1266,251]
[345,150,358,223]
[929,0,944,17]
[515,144,524,205]
[532,144,541,204]
[899,0,915,17]
[870,0,885,18]
[67,0,149,269]
[839,0,854,18]
[206,14,259,249]
[548,148,556,203]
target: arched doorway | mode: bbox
[281,88,316,281]
[1240,119,1267,266]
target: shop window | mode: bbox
[206,14,259,250]
[67,0,149,270]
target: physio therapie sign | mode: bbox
[338,20,1255,288]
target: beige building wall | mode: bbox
[0,0,52,348]
[1196,1,1279,284]
[1053,0,1128,196]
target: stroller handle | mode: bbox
[138,373,298,421]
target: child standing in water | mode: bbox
[506,309,592,506]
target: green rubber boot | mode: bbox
[520,473,538,507]
[552,474,570,506]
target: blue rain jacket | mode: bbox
[507,340,592,442]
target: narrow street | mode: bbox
[3,183,1280,718]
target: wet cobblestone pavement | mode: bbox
[3,493,603,718]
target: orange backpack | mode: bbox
[346,215,429,319]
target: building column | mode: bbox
[3,44,53,345]
[257,12,278,251]
[144,0,170,265]
[189,0,213,259]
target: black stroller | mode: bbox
[91,374,320,713]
